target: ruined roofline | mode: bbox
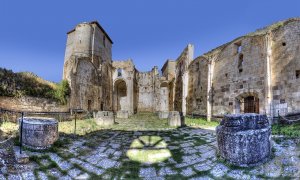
[67,21,113,44]
[203,17,300,58]
[161,59,175,72]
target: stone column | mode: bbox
[265,34,274,121]
[182,71,189,116]
[207,60,214,122]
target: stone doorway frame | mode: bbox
[235,91,262,114]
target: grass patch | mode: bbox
[193,138,207,146]
[120,160,141,179]
[170,148,184,163]
[272,122,300,137]
[0,121,18,140]
[58,118,104,135]
[185,117,219,129]
[114,112,171,131]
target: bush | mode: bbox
[272,122,300,137]
[53,80,70,105]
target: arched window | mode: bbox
[117,68,122,77]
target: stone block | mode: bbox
[158,111,169,119]
[116,110,129,119]
[93,111,115,126]
[216,113,271,167]
[168,111,184,127]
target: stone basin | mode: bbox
[216,113,271,167]
[19,117,59,150]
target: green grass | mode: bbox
[272,122,300,137]
[114,112,171,131]
[185,117,219,129]
[59,118,104,135]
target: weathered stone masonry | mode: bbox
[63,18,300,121]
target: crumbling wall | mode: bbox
[136,67,160,112]
[173,44,194,115]
[68,58,101,111]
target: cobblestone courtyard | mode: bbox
[0,115,300,180]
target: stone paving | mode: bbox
[0,125,300,179]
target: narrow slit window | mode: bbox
[296,70,300,79]
[238,54,244,73]
[103,35,106,47]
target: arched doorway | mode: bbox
[114,79,127,111]
[235,92,260,114]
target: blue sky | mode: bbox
[0,0,300,82]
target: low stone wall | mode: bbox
[216,113,271,167]
[93,111,115,126]
[168,111,184,127]
[0,96,68,112]
[117,110,129,119]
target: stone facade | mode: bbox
[63,18,300,120]
[187,18,300,121]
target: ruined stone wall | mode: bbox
[271,20,300,115]
[173,44,194,115]
[68,58,101,111]
[0,96,68,112]
[161,60,176,81]
[187,56,208,115]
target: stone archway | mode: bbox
[235,92,260,114]
[114,79,127,111]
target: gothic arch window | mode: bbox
[118,68,122,77]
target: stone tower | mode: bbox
[63,21,113,111]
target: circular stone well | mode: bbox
[216,113,271,167]
[19,117,59,150]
